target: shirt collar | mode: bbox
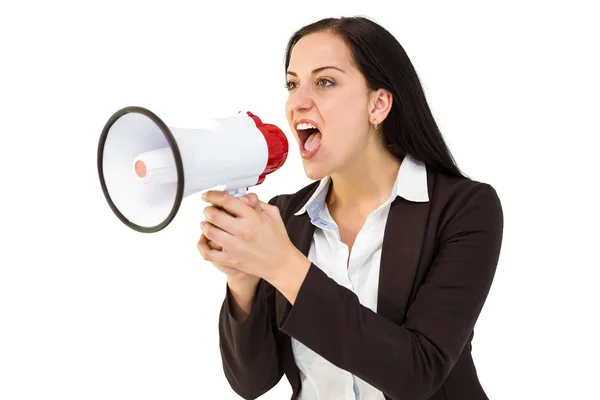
[293,154,429,217]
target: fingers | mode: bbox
[197,234,241,275]
[200,220,234,250]
[197,232,210,250]
[203,205,239,236]
[201,190,256,219]
[202,192,262,238]
[197,223,222,252]
[207,237,222,251]
[197,232,229,265]
[197,190,264,274]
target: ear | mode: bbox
[368,88,393,127]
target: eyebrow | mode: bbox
[286,66,346,76]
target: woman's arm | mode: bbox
[217,196,284,400]
[226,278,258,322]
[276,183,504,400]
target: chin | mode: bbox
[305,171,326,181]
[301,159,332,181]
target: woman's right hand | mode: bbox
[197,193,262,288]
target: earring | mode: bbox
[373,119,378,130]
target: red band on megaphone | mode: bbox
[245,112,289,185]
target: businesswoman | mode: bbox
[197,16,504,400]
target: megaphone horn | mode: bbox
[97,106,289,233]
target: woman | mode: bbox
[197,16,503,400]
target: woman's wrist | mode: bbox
[227,277,260,320]
[227,274,260,292]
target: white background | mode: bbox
[1,1,598,399]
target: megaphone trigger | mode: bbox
[227,187,247,197]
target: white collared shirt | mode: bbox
[291,155,429,400]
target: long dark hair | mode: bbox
[284,16,468,179]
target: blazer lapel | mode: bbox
[377,166,434,325]
[275,189,317,327]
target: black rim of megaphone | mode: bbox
[97,106,185,233]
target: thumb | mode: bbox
[241,193,262,211]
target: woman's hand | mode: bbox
[196,190,309,287]
[197,193,262,286]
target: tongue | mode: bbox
[304,131,322,151]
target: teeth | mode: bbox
[296,122,317,130]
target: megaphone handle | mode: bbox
[227,187,247,197]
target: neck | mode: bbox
[326,138,402,214]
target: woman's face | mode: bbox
[285,31,375,181]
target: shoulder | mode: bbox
[432,168,502,212]
[429,168,504,245]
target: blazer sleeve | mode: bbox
[277,183,504,400]
[218,195,284,400]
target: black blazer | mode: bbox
[218,164,504,400]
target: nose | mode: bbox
[286,85,314,113]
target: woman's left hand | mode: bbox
[198,190,308,286]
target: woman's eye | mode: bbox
[285,81,298,90]
[285,79,333,91]
[317,78,333,87]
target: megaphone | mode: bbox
[97,106,289,233]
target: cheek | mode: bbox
[322,99,366,140]
[284,105,295,137]
[322,107,369,153]
[322,90,367,123]
[284,100,291,120]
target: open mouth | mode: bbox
[295,121,322,155]
[298,127,320,148]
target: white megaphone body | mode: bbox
[97,106,289,233]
